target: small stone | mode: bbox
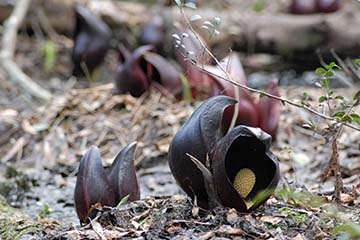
[226,208,239,224]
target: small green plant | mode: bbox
[116,194,130,208]
[315,62,360,126]
[43,40,57,73]
[180,74,192,101]
[300,61,360,202]
[253,0,266,12]
[278,207,309,223]
[333,223,360,239]
[38,203,51,218]
[276,187,325,209]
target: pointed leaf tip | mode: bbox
[75,145,115,223]
[108,142,140,204]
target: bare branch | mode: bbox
[0,0,52,102]
[178,6,360,132]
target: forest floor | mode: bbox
[0,1,360,239]
[0,44,359,239]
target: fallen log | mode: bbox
[0,0,359,68]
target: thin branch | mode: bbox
[180,7,239,133]
[179,6,360,132]
[0,0,52,101]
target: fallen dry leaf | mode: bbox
[291,233,306,240]
[226,208,239,224]
[340,193,355,205]
[259,215,283,225]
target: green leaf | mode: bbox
[180,74,192,101]
[190,14,202,21]
[315,67,326,75]
[355,59,360,66]
[325,61,336,70]
[303,92,309,100]
[174,0,182,7]
[253,0,265,12]
[38,203,51,218]
[324,71,334,77]
[184,2,196,9]
[350,114,360,124]
[116,194,130,207]
[334,111,346,118]
[214,17,221,25]
[342,114,352,123]
[335,95,344,100]
[259,92,265,98]
[353,90,360,101]
[31,123,49,132]
[333,223,360,238]
[324,78,331,88]
[43,40,57,72]
[318,96,328,103]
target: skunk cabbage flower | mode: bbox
[115,45,181,97]
[317,0,342,13]
[207,53,280,139]
[74,142,139,223]
[168,96,280,211]
[71,3,111,77]
[290,0,318,14]
[115,45,153,97]
[290,0,342,14]
[206,53,259,129]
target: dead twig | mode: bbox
[322,138,342,203]
[179,6,239,133]
[0,0,52,101]
[1,136,27,163]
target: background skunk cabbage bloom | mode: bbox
[168,96,280,212]
[206,52,280,140]
[71,3,111,77]
[290,0,342,14]
[174,28,222,98]
[74,143,139,223]
[115,45,181,97]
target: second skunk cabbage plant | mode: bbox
[290,0,318,14]
[74,142,139,223]
[317,0,342,13]
[207,53,281,140]
[290,0,342,14]
[168,96,280,212]
[71,3,112,77]
[115,45,182,97]
[206,53,259,128]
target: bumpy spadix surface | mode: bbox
[233,168,256,198]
